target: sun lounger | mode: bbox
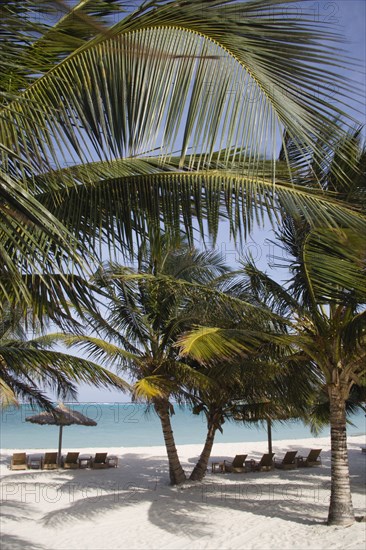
[42,452,58,470]
[9,452,28,470]
[274,451,298,470]
[91,452,109,469]
[62,452,80,469]
[224,454,248,473]
[211,454,246,473]
[296,449,322,467]
[249,452,275,472]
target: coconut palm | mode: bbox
[56,244,235,485]
[187,354,322,481]
[180,126,366,524]
[60,238,293,484]
[181,264,324,482]
[180,213,365,525]
[1,0,365,315]
[248,217,365,526]
[178,123,366,523]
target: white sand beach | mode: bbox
[1,435,365,550]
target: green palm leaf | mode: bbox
[303,228,366,301]
[37,159,366,252]
[1,1,360,194]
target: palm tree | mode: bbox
[187,356,321,481]
[0,304,129,410]
[180,126,366,524]
[57,244,233,484]
[249,218,365,526]
[180,212,365,525]
[1,0,365,309]
[180,266,324,482]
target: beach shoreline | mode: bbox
[1,434,365,549]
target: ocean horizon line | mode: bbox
[2,404,364,451]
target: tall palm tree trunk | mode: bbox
[190,412,222,481]
[154,399,187,485]
[327,383,355,526]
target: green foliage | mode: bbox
[0,304,129,409]
[1,0,365,301]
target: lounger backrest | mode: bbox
[13,453,26,465]
[65,452,79,463]
[94,452,107,463]
[283,451,297,464]
[307,449,321,462]
[44,452,57,464]
[232,454,247,467]
[259,453,275,466]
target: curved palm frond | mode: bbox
[0,0,126,101]
[133,376,169,400]
[0,302,131,408]
[0,344,129,389]
[226,260,300,316]
[0,168,93,310]
[176,325,280,364]
[1,0,362,256]
[35,158,366,252]
[48,332,139,366]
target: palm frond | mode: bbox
[303,228,366,302]
[37,164,366,253]
[177,326,260,364]
[0,0,125,99]
[0,345,129,390]
[49,332,139,366]
[133,376,171,400]
[0,377,18,408]
[1,1,359,184]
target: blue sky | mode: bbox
[61,0,366,403]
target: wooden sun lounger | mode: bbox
[274,451,298,470]
[296,449,322,467]
[249,452,275,472]
[91,452,109,469]
[62,452,80,469]
[212,454,248,473]
[42,452,58,470]
[10,452,28,470]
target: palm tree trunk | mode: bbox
[327,383,355,526]
[190,411,222,481]
[154,399,186,485]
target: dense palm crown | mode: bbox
[59,245,234,483]
[1,0,365,317]
[250,217,365,526]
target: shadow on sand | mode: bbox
[1,444,365,544]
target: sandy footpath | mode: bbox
[1,435,365,549]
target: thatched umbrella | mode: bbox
[26,403,97,465]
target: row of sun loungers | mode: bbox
[10,449,321,473]
[9,452,118,470]
[211,449,322,473]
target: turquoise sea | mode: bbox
[1,403,365,450]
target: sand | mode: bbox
[1,435,365,549]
